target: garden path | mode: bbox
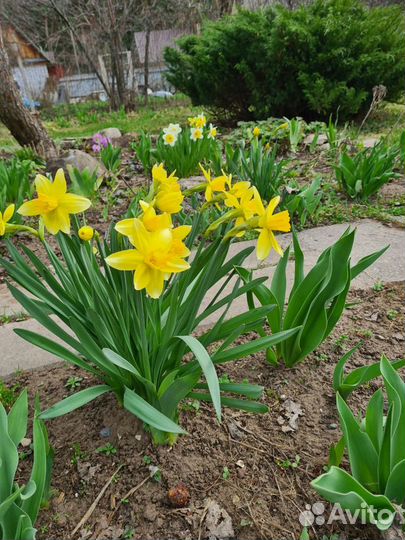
[0,219,404,377]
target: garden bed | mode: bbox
[6,281,404,540]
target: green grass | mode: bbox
[0,96,198,149]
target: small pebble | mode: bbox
[99,427,112,438]
[329,423,338,430]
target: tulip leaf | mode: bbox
[336,393,379,491]
[7,389,28,447]
[311,466,395,530]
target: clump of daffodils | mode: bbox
[191,165,291,260]
[161,113,218,147]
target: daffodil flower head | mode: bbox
[163,132,177,146]
[190,127,203,141]
[78,225,94,241]
[106,219,190,298]
[18,169,91,235]
[256,196,291,260]
[194,113,207,128]
[163,123,182,136]
[208,123,218,139]
[0,204,15,236]
[151,163,179,186]
[200,165,230,203]
[253,126,261,137]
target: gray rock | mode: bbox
[204,498,234,539]
[48,149,106,177]
[100,127,122,139]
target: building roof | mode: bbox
[134,28,189,66]
[3,23,54,65]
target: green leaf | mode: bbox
[40,385,111,419]
[124,387,186,435]
[14,329,99,376]
[311,466,395,530]
[336,393,378,492]
[8,389,28,447]
[176,335,221,421]
[189,392,268,414]
[384,459,405,504]
[212,327,301,364]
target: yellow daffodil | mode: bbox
[106,219,190,298]
[139,201,172,232]
[200,165,231,202]
[224,186,264,237]
[78,225,94,241]
[0,204,15,236]
[195,113,207,128]
[18,169,91,235]
[190,127,203,141]
[155,182,183,214]
[279,122,289,130]
[188,116,197,127]
[163,132,177,146]
[208,123,218,139]
[256,196,291,260]
[253,126,261,138]
[151,164,183,214]
[152,163,178,185]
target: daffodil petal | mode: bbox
[18,199,48,217]
[106,249,144,271]
[172,225,191,241]
[257,228,272,260]
[146,268,165,299]
[131,219,150,254]
[269,230,284,256]
[59,193,91,214]
[34,174,53,196]
[267,196,281,215]
[134,263,151,290]
[3,204,15,223]
[115,218,136,238]
[53,168,67,196]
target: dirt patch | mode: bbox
[4,283,405,540]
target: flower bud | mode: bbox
[78,225,94,241]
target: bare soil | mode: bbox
[3,282,404,540]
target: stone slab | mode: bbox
[0,220,404,377]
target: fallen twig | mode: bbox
[71,464,123,538]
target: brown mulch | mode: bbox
[3,281,404,540]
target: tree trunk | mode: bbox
[144,26,150,106]
[0,27,57,159]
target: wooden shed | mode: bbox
[3,24,54,103]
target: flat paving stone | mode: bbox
[0,220,404,377]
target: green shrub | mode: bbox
[165,0,405,121]
[335,142,399,200]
